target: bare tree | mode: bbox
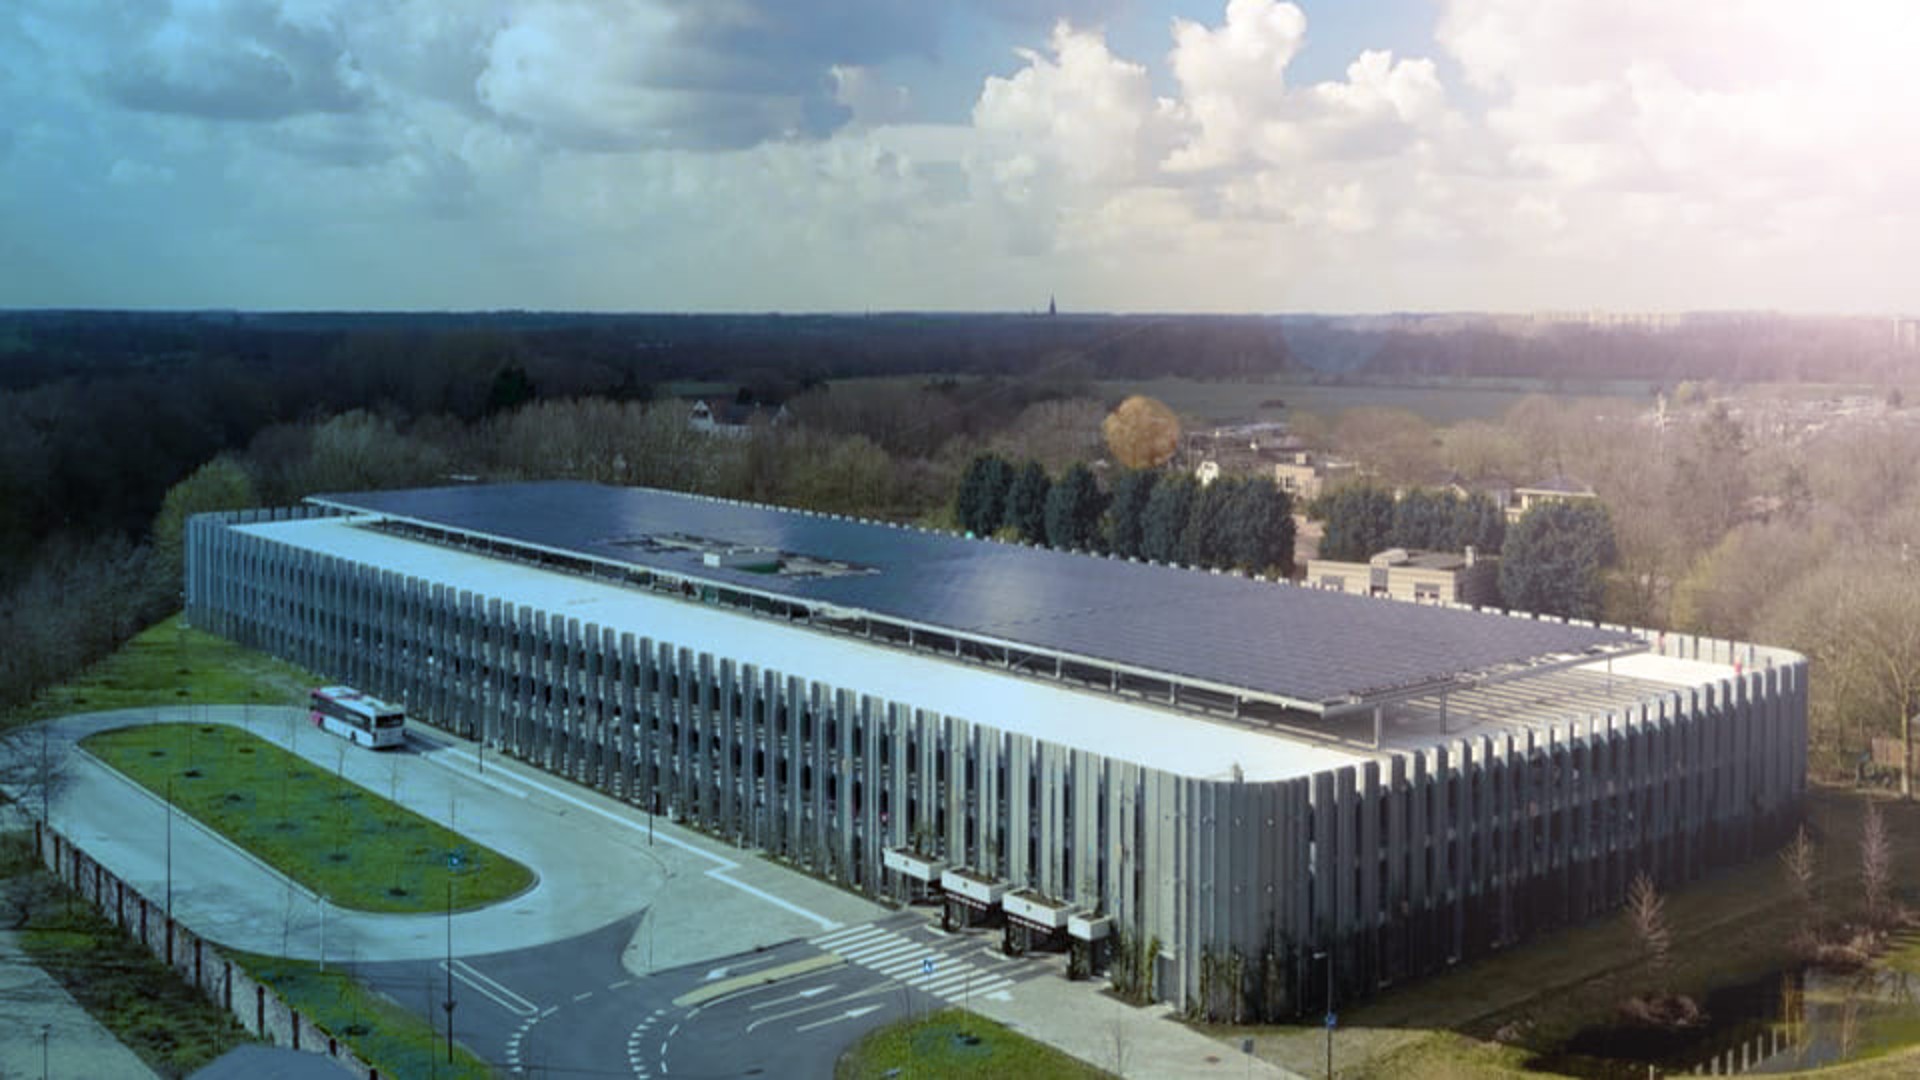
[1861,798,1892,928]
[1108,1001,1132,1079]
[0,725,71,829]
[1626,872,1671,987]
[1781,824,1818,943]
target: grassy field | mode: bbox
[82,723,534,913]
[837,1008,1112,1079]
[4,613,318,733]
[1207,786,1920,1078]
[3,833,255,1077]
[232,951,493,1079]
[1094,377,1647,427]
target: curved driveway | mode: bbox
[26,707,883,966]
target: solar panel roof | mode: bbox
[310,481,1640,712]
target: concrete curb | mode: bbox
[70,743,326,908]
[672,954,845,1008]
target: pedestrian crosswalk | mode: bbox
[811,923,1017,1003]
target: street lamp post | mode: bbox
[165,777,174,917]
[444,855,462,1064]
[1313,948,1335,1080]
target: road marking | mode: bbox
[795,1004,883,1033]
[411,728,840,929]
[745,985,891,1033]
[609,978,633,989]
[440,959,539,1016]
[705,967,729,981]
[573,991,593,1002]
[836,936,919,961]
[811,925,886,949]
[749,984,835,1010]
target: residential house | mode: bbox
[1507,476,1598,522]
[1306,547,1500,606]
[689,398,789,438]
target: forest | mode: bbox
[2,309,1917,785]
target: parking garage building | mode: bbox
[185,482,1807,1018]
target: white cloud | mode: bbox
[830,65,911,128]
[1166,0,1305,170]
[973,21,1180,188]
[2,0,1917,312]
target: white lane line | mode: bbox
[919,972,975,996]
[749,984,836,1011]
[811,925,885,949]
[837,933,910,957]
[795,1004,882,1033]
[609,978,633,989]
[440,960,539,1016]
[840,939,918,964]
[414,730,840,929]
[573,991,593,1002]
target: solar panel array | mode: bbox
[313,481,1638,710]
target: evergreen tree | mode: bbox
[1447,491,1507,553]
[1316,484,1396,561]
[1044,463,1108,550]
[1181,477,1237,568]
[1227,477,1296,576]
[1389,489,1459,550]
[1104,468,1160,557]
[1141,474,1197,562]
[1499,500,1617,619]
[955,453,1014,536]
[1004,460,1052,542]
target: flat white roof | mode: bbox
[239,517,1369,782]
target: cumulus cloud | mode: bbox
[2,0,1915,312]
[1166,0,1305,170]
[831,66,912,129]
[973,21,1180,187]
[103,1,370,121]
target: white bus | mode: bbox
[309,685,407,749]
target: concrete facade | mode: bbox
[1307,548,1500,606]
[186,503,1807,1021]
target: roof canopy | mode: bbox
[310,482,1640,715]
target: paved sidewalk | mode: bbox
[913,920,1305,1080]
[0,930,160,1080]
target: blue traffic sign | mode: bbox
[921,957,935,977]
[1325,1011,1337,1029]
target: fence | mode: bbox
[32,821,383,1079]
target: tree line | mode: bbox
[1308,481,1615,621]
[956,454,1296,577]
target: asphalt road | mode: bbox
[355,909,1049,1079]
[29,707,881,968]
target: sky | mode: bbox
[2,0,1917,314]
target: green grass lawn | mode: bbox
[837,1008,1112,1079]
[4,613,319,733]
[232,951,493,1079]
[1093,377,1645,427]
[81,723,534,913]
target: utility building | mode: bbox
[185,482,1806,1019]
